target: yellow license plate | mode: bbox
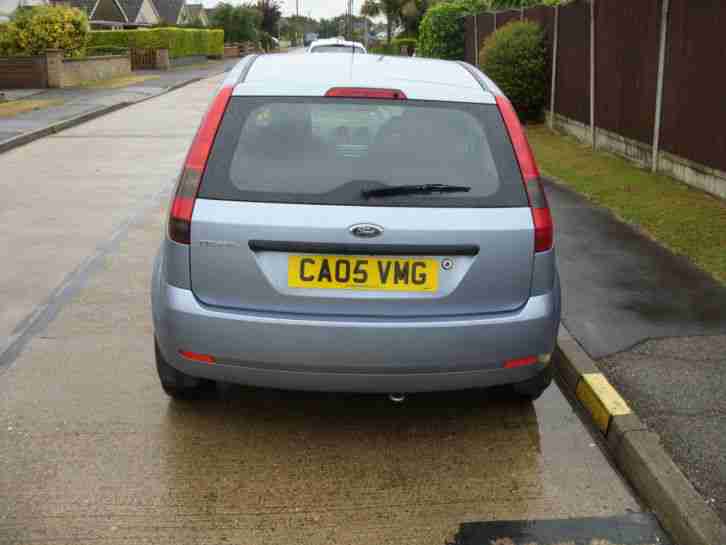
[288,255,439,291]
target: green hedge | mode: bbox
[418,0,486,60]
[87,28,223,59]
[480,21,546,122]
[208,29,223,57]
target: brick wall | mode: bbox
[60,55,132,87]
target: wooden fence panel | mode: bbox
[595,0,662,145]
[554,0,590,125]
[496,9,522,29]
[464,15,477,65]
[660,0,726,172]
[130,48,155,70]
[0,56,48,89]
[475,12,496,60]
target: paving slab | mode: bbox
[0,75,225,360]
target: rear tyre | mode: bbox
[511,366,552,401]
[155,340,214,400]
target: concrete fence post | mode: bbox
[549,5,559,130]
[652,0,670,172]
[589,0,596,149]
[493,11,497,30]
[45,49,63,88]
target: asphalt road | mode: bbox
[547,179,726,522]
[547,179,726,359]
[0,74,653,545]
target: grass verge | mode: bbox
[0,99,65,118]
[527,125,726,284]
[77,75,160,89]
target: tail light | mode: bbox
[504,355,538,369]
[325,87,407,100]
[179,350,216,364]
[504,354,550,369]
[168,85,233,244]
[496,95,554,253]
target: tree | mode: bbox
[361,0,401,43]
[256,0,282,37]
[399,0,432,37]
[318,17,339,38]
[209,3,259,43]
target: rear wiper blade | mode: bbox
[362,184,471,198]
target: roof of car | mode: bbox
[229,53,495,104]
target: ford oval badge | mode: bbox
[349,223,384,238]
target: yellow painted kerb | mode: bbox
[576,373,631,434]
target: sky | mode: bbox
[199,0,360,20]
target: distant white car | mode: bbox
[307,38,367,55]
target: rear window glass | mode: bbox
[201,97,527,208]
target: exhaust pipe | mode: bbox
[389,393,406,403]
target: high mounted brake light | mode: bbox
[325,87,407,100]
[169,85,233,245]
[496,95,554,253]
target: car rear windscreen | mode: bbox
[200,97,527,208]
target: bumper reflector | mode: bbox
[504,355,538,369]
[179,350,216,364]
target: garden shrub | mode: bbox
[0,23,13,55]
[417,0,485,60]
[479,20,546,122]
[3,6,89,56]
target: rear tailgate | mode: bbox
[189,95,534,317]
[190,201,533,317]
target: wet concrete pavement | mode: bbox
[547,178,726,522]
[0,75,225,365]
[0,75,651,544]
[0,204,640,543]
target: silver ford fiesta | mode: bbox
[151,52,560,400]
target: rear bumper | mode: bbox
[152,279,560,393]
